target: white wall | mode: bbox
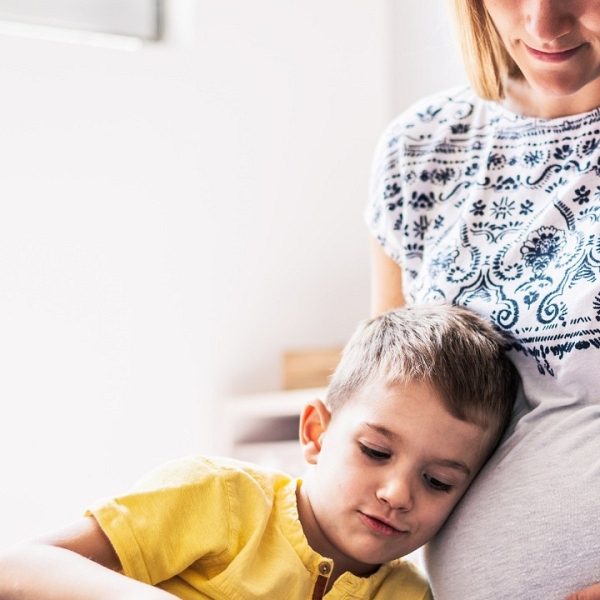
[0,0,464,550]
[391,0,467,112]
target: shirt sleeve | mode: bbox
[86,456,236,585]
[364,113,409,265]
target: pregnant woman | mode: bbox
[367,0,600,598]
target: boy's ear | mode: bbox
[299,399,331,464]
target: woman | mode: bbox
[367,1,600,599]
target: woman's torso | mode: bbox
[367,86,600,599]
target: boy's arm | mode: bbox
[0,516,177,600]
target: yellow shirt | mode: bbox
[88,455,432,600]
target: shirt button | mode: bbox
[319,561,332,575]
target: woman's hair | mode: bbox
[326,304,520,446]
[451,0,522,100]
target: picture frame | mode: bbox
[0,0,163,50]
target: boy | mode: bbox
[0,304,519,600]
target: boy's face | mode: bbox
[298,379,495,576]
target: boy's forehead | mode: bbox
[343,378,490,432]
[331,381,496,466]
[338,377,441,408]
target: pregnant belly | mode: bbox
[425,403,600,600]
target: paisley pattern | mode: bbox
[367,86,600,392]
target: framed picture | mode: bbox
[0,0,162,49]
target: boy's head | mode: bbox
[327,303,518,448]
[296,304,519,580]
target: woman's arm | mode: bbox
[0,516,177,600]
[369,237,406,316]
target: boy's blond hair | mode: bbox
[326,304,519,446]
[450,0,522,101]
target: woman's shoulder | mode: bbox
[400,85,480,117]
[385,86,482,135]
[371,86,492,176]
[387,84,600,147]
[373,84,557,171]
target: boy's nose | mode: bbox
[376,477,413,511]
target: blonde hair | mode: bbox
[451,0,522,101]
[327,304,519,446]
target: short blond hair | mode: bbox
[451,0,522,101]
[327,304,519,446]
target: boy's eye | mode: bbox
[359,443,390,461]
[424,474,452,493]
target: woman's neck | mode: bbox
[502,77,600,119]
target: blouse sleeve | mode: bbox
[365,113,411,267]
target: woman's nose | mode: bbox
[376,477,413,511]
[524,0,574,44]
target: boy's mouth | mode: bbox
[358,512,407,537]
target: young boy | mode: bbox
[0,304,519,600]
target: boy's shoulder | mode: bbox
[128,454,295,497]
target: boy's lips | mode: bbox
[358,511,408,537]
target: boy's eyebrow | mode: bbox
[364,423,472,476]
[365,422,401,443]
[434,458,471,476]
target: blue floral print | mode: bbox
[367,86,600,379]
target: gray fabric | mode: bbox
[426,391,600,599]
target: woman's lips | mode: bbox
[524,43,584,63]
